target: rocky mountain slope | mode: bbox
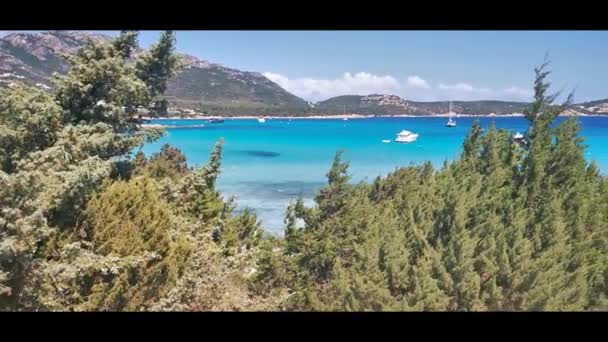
[164,54,309,115]
[0,31,109,88]
[0,31,309,115]
[1,31,606,116]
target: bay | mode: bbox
[141,116,608,234]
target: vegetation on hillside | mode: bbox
[314,95,531,116]
[0,32,606,311]
[0,31,310,116]
[5,31,607,117]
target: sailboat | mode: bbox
[446,101,456,127]
[342,104,349,120]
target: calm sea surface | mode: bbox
[141,117,608,234]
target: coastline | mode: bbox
[142,112,604,121]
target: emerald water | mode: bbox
[141,117,608,234]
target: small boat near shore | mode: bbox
[206,118,224,124]
[382,139,391,143]
[258,117,266,123]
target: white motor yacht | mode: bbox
[395,130,419,143]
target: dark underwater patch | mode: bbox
[239,150,280,158]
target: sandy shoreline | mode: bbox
[142,112,604,121]
[143,114,522,120]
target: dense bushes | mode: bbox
[254,62,608,311]
[0,31,267,311]
[1,30,606,311]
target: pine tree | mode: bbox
[315,151,350,220]
[214,209,263,256]
[140,143,189,180]
[407,246,450,311]
[0,85,63,173]
[113,30,139,59]
[133,150,147,171]
[135,31,181,100]
[462,120,482,164]
[378,210,410,299]
[442,190,483,311]
[55,40,148,129]
[174,140,224,221]
[86,176,191,310]
[497,204,533,310]
[525,198,573,310]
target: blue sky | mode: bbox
[2,30,607,102]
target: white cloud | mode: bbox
[435,82,533,101]
[264,71,533,102]
[263,72,400,102]
[263,72,290,90]
[434,82,491,101]
[406,75,430,89]
[503,86,534,100]
[438,82,491,93]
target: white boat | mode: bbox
[395,130,418,143]
[343,118,348,121]
[446,101,456,127]
[513,132,526,146]
[257,118,266,123]
[382,139,391,143]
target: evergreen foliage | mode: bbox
[134,143,189,180]
[135,31,181,100]
[112,31,139,59]
[264,61,608,311]
[0,29,606,311]
[0,85,63,173]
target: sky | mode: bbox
[2,30,607,102]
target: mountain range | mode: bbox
[1,31,607,116]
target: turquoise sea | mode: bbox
[141,117,608,234]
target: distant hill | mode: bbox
[314,94,530,115]
[1,31,606,117]
[164,54,309,116]
[0,31,109,88]
[0,31,310,116]
[314,94,415,115]
[574,99,608,114]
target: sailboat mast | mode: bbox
[449,101,452,119]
